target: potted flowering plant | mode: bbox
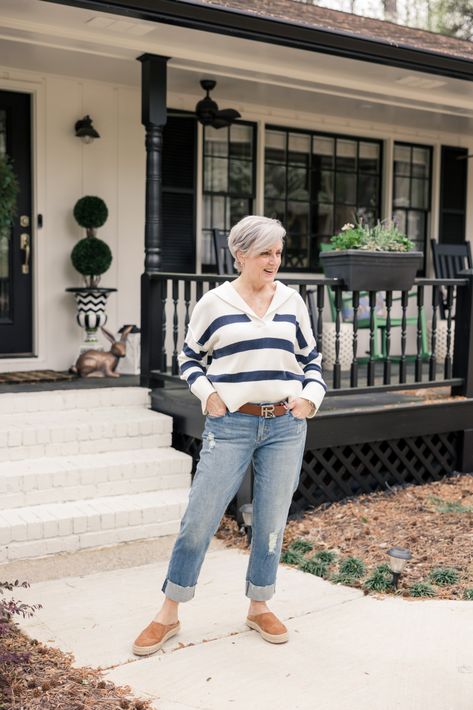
[319,220,423,291]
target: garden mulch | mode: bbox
[216,473,473,600]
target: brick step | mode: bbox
[0,489,190,562]
[0,448,192,508]
[0,407,172,461]
[0,387,150,414]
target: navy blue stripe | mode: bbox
[197,314,251,345]
[180,361,205,375]
[208,370,305,384]
[187,371,206,386]
[296,324,308,349]
[296,348,319,365]
[182,343,206,361]
[212,338,294,360]
[303,378,328,391]
[304,364,323,374]
[273,314,297,325]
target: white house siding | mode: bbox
[0,67,144,372]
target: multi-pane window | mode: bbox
[264,127,382,271]
[202,122,256,270]
[392,142,432,255]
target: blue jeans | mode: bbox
[162,409,307,602]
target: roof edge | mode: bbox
[42,0,473,82]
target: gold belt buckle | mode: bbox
[261,404,275,418]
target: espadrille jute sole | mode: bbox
[132,622,180,656]
[246,618,288,644]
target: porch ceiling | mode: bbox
[2,0,473,135]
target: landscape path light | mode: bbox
[239,503,253,546]
[387,546,412,589]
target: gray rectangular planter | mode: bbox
[319,250,423,291]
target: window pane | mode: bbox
[359,142,380,173]
[201,230,215,265]
[312,170,333,202]
[312,136,334,169]
[393,176,410,207]
[204,126,228,157]
[265,163,286,198]
[335,173,356,204]
[356,207,376,227]
[287,201,309,235]
[312,203,333,236]
[288,166,309,200]
[358,175,379,208]
[412,147,430,178]
[230,198,251,226]
[204,157,228,192]
[229,159,252,194]
[229,124,252,159]
[392,209,407,234]
[288,133,310,166]
[285,235,309,269]
[265,199,286,222]
[407,211,425,251]
[394,145,411,175]
[334,205,358,232]
[411,178,429,209]
[203,194,226,230]
[336,139,356,171]
[265,130,286,163]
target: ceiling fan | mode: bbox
[195,80,241,129]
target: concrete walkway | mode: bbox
[13,544,473,710]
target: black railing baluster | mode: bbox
[445,284,454,379]
[317,285,324,353]
[333,286,342,389]
[350,290,359,388]
[399,290,408,384]
[299,284,307,302]
[383,291,392,385]
[160,279,168,373]
[415,285,424,382]
[171,279,179,375]
[367,291,376,386]
[184,279,191,332]
[429,285,439,381]
[196,281,203,302]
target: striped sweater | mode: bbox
[178,280,327,415]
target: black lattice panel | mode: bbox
[172,431,459,512]
[292,432,459,511]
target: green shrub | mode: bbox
[73,196,108,230]
[338,556,366,579]
[409,582,436,598]
[71,237,112,284]
[298,558,330,578]
[364,564,393,593]
[462,588,473,600]
[289,539,313,554]
[312,550,338,565]
[280,549,303,565]
[429,567,459,586]
[428,496,472,514]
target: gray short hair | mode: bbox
[227,216,285,272]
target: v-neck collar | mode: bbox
[216,280,294,320]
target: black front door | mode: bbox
[0,90,33,355]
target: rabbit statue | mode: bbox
[70,325,133,378]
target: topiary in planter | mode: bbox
[71,196,112,287]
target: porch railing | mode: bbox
[140,271,473,399]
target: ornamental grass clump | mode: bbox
[330,219,414,253]
[298,557,331,578]
[289,539,314,554]
[429,567,460,587]
[463,588,473,600]
[71,195,112,288]
[363,563,393,593]
[280,549,304,565]
[409,582,436,598]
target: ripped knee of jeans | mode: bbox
[268,530,280,554]
[205,432,216,451]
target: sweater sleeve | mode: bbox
[294,294,327,416]
[177,297,217,414]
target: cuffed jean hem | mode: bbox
[245,580,275,601]
[162,578,196,602]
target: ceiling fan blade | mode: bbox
[216,108,241,122]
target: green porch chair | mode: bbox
[319,243,429,359]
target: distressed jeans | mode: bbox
[162,409,307,602]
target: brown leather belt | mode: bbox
[237,402,287,418]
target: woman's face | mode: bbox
[237,240,283,285]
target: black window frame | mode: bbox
[202,120,257,272]
[264,124,383,272]
[392,140,433,274]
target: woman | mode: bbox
[132,215,327,654]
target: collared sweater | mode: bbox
[178,280,327,415]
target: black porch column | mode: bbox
[138,53,169,387]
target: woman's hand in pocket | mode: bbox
[206,392,227,417]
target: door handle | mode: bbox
[20,233,30,275]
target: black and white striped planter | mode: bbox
[66,287,117,351]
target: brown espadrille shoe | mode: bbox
[132,620,180,656]
[246,612,288,644]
